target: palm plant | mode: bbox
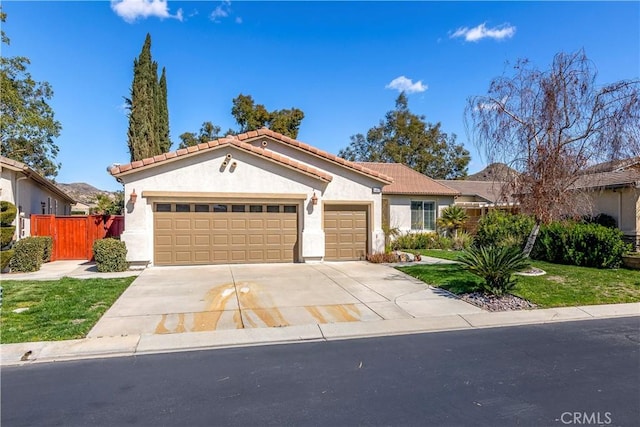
[437,205,469,238]
[457,246,530,296]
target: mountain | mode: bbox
[466,163,519,182]
[56,182,118,206]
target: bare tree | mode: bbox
[466,50,639,256]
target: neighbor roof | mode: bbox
[437,180,513,204]
[572,169,640,190]
[0,156,76,204]
[110,129,392,184]
[357,163,459,196]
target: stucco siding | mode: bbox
[384,195,455,233]
[590,187,639,235]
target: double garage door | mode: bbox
[154,202,298,265]
[153,202,368,265]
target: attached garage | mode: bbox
[153,202,299,266]
[109,129,392,266]
[324,205,368,261]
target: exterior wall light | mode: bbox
[311,191,318,205]
[129,189,138,205]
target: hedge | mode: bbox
[1,249,14,271]
[9,237,45,272]
[0,201,17,225]
[474,210,535,249]
[1,226,15,248]
[93,238,128,272]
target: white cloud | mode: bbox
[111,0,183,23]
[451,22,516,42]
[385,76,428,94]
[210,1,241,23]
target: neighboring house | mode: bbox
[357,163,460,234]
[0,155,75,239]
[109,129,393,266]
[71,202,91,215]
[437,180,517,233]
[574,163,640,249]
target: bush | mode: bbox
[0,201,17,225]
[475,210,535,249]
[451,231,473,250]
[392,232,453,250]
[1,249,14,270]
[1,226,16,248]
[457,246,531,296]
[93,238,128,272]
[34,236,53,263]
[367,252,399,263]
[9,237,45,272]
[583,213,617,229]
[533,221,630,268]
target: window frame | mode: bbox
[410,200,436,231]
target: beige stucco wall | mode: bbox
[384,194,455,234]
[1,167,73,239]
[590,186,639,237]
[116,143,385,264]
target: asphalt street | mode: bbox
[2,317,639,427]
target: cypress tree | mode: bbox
[126,34,170,161]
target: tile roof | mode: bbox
[357,162,460,196]
[0,155,76,203]
[109,129,392,184]
[437,180,513,204]
[572,168,640,190]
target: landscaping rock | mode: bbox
[461,292,537,312]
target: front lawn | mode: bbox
[398,260,640,308]
[413,249,462,261]
[0,277,135,343]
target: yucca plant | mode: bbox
[456,246,530,296]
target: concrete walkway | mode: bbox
[1,260,141,280]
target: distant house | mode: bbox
[71,202,91,215]
[0,156,75,239]
[358,163,460,233]
[436,179,517,233]
[574,159,640,249]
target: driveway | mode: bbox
[88,262,482,338]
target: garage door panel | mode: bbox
[154,203,298,265]
[324,206,367,261]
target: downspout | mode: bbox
[15,175,28,240]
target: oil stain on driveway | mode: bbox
[88,262,482,338]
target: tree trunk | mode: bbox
[523,220,541,257]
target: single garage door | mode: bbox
[154,202,298,265]
[324,205,368,261]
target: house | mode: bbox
[357,163,460,233]
[0,155,75,239]
[109,129,393,266]
[437,179,517,233]
[574,161,640,249]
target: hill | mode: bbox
[466,163,519,182]
[56,182,118,206]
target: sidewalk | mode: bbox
[1,260,141,280]
[2,302,638,367]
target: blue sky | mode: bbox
[3,1,639,191]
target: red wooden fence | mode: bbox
[31,215,124,261]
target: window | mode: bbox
[283,205,297,213]
[156,204,171,212]
[266,205,280,213]
[213,204,228,212]
[195,204,209,212]
[231,205,245,213]
[411,201,435,231]
[249,205,263,213]
[176,204,190,212]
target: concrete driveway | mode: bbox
[88,262,482,338]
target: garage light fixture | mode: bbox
[129,189,138,205]
[311,191,318,205]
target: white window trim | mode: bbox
[410,200,436,231]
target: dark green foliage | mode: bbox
[457,246,531,296]
[92,192,124,215]
[1,200,17,224]
[126,34,171,161]
[1,249,14,270]
[338,93,470,179]
[9,237,45,272]
[1,226,15,248]
[231,94,305,138]
[178,121,222,149]
[1,12,61,178]
[35,236,53,262]
[93,238,128,272]
[532,222,631,268]
[437,205,469,237]
[474,210,536,249]
[583,213,617,229]
[392,232,453,250]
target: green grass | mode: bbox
[413,249,464,261]
[0,277,135,343]
[398,260,640,308]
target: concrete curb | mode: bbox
[2,302,638,367]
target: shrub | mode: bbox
[1,249,14,270]
[34,236,53,262]
[451,231,473,251]
[475,210,535,249]
[583,213,617,229]
[0,201,17,225]
[1,226,15,248]
[533,221,630,268]
[436,205,469,237]
[392,232,453,250]
[367,252,399,263]
[457,246,530,296]
[93,238,128,272]
[9,237,45,272]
